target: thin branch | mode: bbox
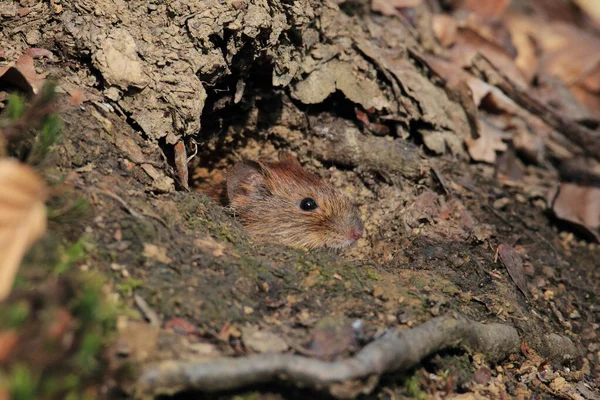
[137,313,521,396]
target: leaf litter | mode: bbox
[0,0,600,399]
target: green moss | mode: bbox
[7,365,38,400]
[0,88,120,399]
[28,113,61,165]
[116,278,144,297]
[441,283,460,295]
[409,275,426,290]
[4,93,26,120]
[120,218,159,245]
[365,267,380,281]
[237,256,266,275]
[0,301,30,329]
[403,374,427,400]
[72,332,102,375]
[54,237,88,275]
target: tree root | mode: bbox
[137,313,522,396]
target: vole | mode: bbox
[221,151,364,249]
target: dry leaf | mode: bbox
[451,28,527,88]
[573,0,600,27]
[473,366,492,385]
[510,119,546,164]
[25,48,55,60]
[194,236,225,257]
[142,243,173,264]
[241,325,289,353]
[303,319,356,359]
[550,183,600,239]
[0,330,19,361]
[538,33,600,87]
[173,140,189,191]
[432,14,458,47]
[503,13,538,82]
[498,243,530,299]
[47,308,75,341]
[0,54,47,94]
[69,88,85,107]
[164,317,197,335]
[450,0,510,18]
[140,164,175,193]
[0,159,48,301]
[420,53,515,108]
[371,0,422,16]
[465,117,509,163]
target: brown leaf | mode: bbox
[25,48,55,60]
[504,14,538,82]
[498,243,529,299]
[550,182,600,240]
[174,140,189,190]
[0,330,19,362]
[432,14,458,47]
[303,319,356,359]
[355,107,370,128]
[115,321,160,363]
[164,318,197,335]
[420,54,515,108]
[141,164,174,193]
[241,326,289,353]
[0,54,47,94]
[451,28,527,88]
[194,236,225,257]
[529,22,600,114]
[465,116,509,163]
[570,84,600,116]
[473,366,492,385]
[142,243,172,264]
[511,119,546,164]
[576,381,600,400]
[217,322,242,342]
[47,308,75,341]
[69,88,85,107]
[450,0,510,18]
[0,159,48,301]
[539,37,600,87]
[371,0,422,16]
[520,340,530,357]
[573,0,600,28]
[330,375,380,399]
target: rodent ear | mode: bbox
[278,151,302,167]
[226,160,268,202]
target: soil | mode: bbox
[0,0,599,399]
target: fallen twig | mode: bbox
[471,54,600,162]
[137,313,520,396]
[134,294,160,327]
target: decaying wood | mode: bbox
[137,313,521,396]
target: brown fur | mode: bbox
[222,152,364,249]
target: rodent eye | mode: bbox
[299,198,318,211]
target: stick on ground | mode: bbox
[137,313,521,396]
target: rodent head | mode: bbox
[226,152,364,249]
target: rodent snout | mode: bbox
[348,226,364,241]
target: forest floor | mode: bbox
[0,0,599,399]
